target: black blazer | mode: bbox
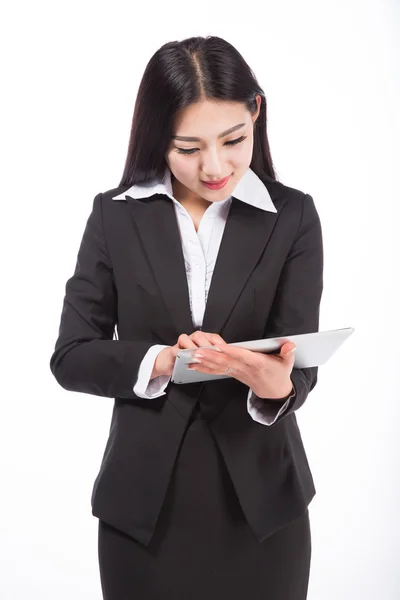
[50,174,324,546]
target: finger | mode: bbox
[190,348,242,375]
[280,342,296,360]
[215,342,296,364]
[189,330,223,348]
[188,359,235,376]
[188,363,224,375]
[170,345,182,359]
[201,332,227,346]
[213,344,255,364]
[189,353,227,371]
[177,334,198,349]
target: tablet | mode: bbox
[171,327,355,384]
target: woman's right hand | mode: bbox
[151,331,227,379]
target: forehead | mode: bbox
[173,100,250,137]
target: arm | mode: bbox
[49,193,156,399]
[250,192,324,423]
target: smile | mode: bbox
[201,175,231,190]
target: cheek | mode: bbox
[168,153,197,182]
[227,138,254,170]
[237,138,254,161]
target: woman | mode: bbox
[50,35,323,599]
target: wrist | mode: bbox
[150,366,162,381]
[257,378,294,401]
[150,347,171,380]
[151,360,164,380]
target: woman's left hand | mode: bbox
[188,342,296,400]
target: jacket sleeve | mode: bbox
[49,193,156,399]
[246,387,294,425]
[260,192,324,421]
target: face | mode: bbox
[165,95,261,205]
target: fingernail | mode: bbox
[190,358,202,363]
[193,354,203,359]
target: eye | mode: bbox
[175,135,247,155]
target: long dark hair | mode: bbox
[118,36,278,188]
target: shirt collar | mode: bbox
[112,167,277,213]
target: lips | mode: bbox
[201,175,231,190]
[202,177,229,184]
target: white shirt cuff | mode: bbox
[247,387,295,426]
[133,345,171,398]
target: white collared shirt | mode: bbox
[112,167,295,426]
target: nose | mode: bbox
[201,148,226,180]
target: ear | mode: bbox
[253,94,262,122]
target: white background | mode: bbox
[1,0,399,598]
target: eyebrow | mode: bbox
[172,123,246,142]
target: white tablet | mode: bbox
[171,327,355,384]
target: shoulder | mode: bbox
[100,185,133,203]
[263,175,318,217]
[89,185,136,220]
[262,174,310,206]
[260,176,319,233]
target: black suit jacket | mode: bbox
[50,174,324,546]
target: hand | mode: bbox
[187,342,296,400]
[151,331,228,379]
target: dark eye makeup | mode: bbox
[175,135,247,155]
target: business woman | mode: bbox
[50,35,323,599]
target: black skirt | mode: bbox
[98,417,312,600]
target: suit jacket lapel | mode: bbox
[126,194,195,337]
[201,197,278,337]
[125,192,279,341]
